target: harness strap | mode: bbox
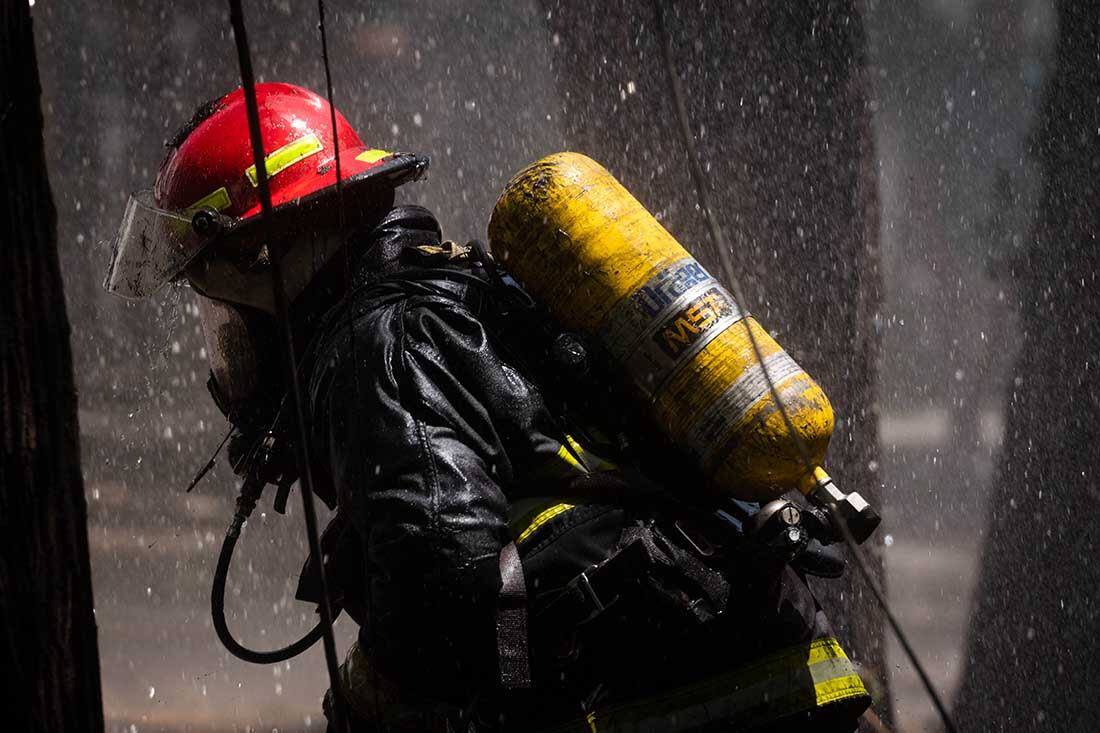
[620,525,730,618]
[497,541,532,689]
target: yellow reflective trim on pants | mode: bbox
[246,133,324,187]
[516,502,575,545]
[805,635,852,667]
[815,673,869,706]
[550,637,868,732]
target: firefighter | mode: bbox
[104,82,873,732]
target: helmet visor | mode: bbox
[103,190,216,299]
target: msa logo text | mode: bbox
[654,288,737,358]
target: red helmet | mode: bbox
[104,82,427,299]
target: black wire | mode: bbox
[316,0,379,724]
[226,2,348,732]
[317,0,347,287]
[185,423,234,493]
[652,4,959,732]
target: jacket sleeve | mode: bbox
[310,292,559,700]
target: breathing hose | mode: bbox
[210,474,339,664]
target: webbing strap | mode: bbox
[497,541,532,689]
[619,524,730,617]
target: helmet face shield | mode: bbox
[103,190,216,299]
[195,294,281,429]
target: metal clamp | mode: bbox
[576,570,606,612]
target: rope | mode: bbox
[225,2,348,731]
[652,4,959,732]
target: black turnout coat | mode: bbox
[299,205,869,732]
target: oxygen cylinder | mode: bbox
[488,152,833,503]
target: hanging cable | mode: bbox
[317,0,347,284]
[652,4,959,732]
[315,0,383,722]
[225,2,348,731]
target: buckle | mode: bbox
[576,570,606,612]
[674,519,717,557]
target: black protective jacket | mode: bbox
[301,206,869,731]
[305,205,579,697]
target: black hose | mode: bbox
[211,521,335,664]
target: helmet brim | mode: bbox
[237,148,428,220]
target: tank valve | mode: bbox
[749,499,809,564]
[802,467,881,544]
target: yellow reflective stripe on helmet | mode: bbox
[245,133,324,187]
[355,148,391,164]
[550,637,868,732]
[187,186,232,213]
[516,502,575,545]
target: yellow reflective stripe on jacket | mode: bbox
[509,433,618,544]
[556,442,587,472]
[527,433,618,485]
[509,431,614,544]
[562,433,618,472]
[551,637,868,732]
[515,502,575,544]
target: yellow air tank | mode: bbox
[488,152,834,503]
